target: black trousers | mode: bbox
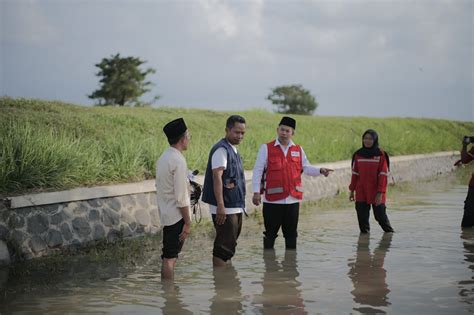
[161,219,185,259]
[462,187,474,228]
[262,202,299,249]
[355,202,394,233]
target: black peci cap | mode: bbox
[163,118,187,140]
[279,116,296,130]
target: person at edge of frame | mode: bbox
[202,115,247,267]
[455,136,474,228]
[251,116,333,250]
[156,118,192,280]
[349,129,394,234]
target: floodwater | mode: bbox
[1,171,474,314]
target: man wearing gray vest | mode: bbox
[202,115,247,267]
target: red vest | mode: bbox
[264,140,303,201]
[349,151,388,204]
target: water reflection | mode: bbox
[210,265,243,314]
[459,229,474,312]
[256,250,305,314]
[0,256,126,314]
[161,282,193,315]
[348,233,392,314]
[2,175,474,314]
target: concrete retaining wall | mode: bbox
[0,151,459,266]
[0,193,160,264]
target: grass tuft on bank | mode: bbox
[1,97,473,195]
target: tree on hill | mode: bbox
[267,84,318,115]
[89,53,157,106]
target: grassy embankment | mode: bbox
[1,97,473,196]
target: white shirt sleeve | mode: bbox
[174,156,191,208]
[301,147,321,176]
[252,144,268,193]
[211,147,227,170]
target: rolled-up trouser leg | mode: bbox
[373,203,394,232]
[462,187,474,228]
[355,202,371,233]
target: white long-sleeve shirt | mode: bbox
[252,138,321,204]
[156,147,190,226]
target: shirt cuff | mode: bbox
[177,200,190,208]
[303,166,321,176]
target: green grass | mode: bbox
[1,97,473,195]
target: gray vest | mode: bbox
[202,139,246,208]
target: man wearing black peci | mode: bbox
[252,116,333,250]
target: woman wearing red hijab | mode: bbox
[349,130,394,234]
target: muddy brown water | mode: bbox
[1,170,473,314]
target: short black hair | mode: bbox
[168,132,186,145]
[226,115,246,129]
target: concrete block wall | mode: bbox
[0,193,160,266]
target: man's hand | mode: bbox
[349,191,355,202]
[320,168,334,177]
[375,192,382,206]
[179,222,191,242]
[252,193,261,206]
[215,204,226,225]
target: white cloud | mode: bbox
[193,0,271,62]
[195,0,265,40]
[196,0,239,38]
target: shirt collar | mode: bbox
[169,146,182,154]
[274,138,295,147]
[225,140,238,153]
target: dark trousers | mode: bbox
[355,202,394,233]
[462,187,474,228]
[161,219,185,259]
[262,202,299,249]
[211,213,243,261]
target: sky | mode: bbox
[1,0,473,121]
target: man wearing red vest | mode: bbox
[252,116,333,249]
